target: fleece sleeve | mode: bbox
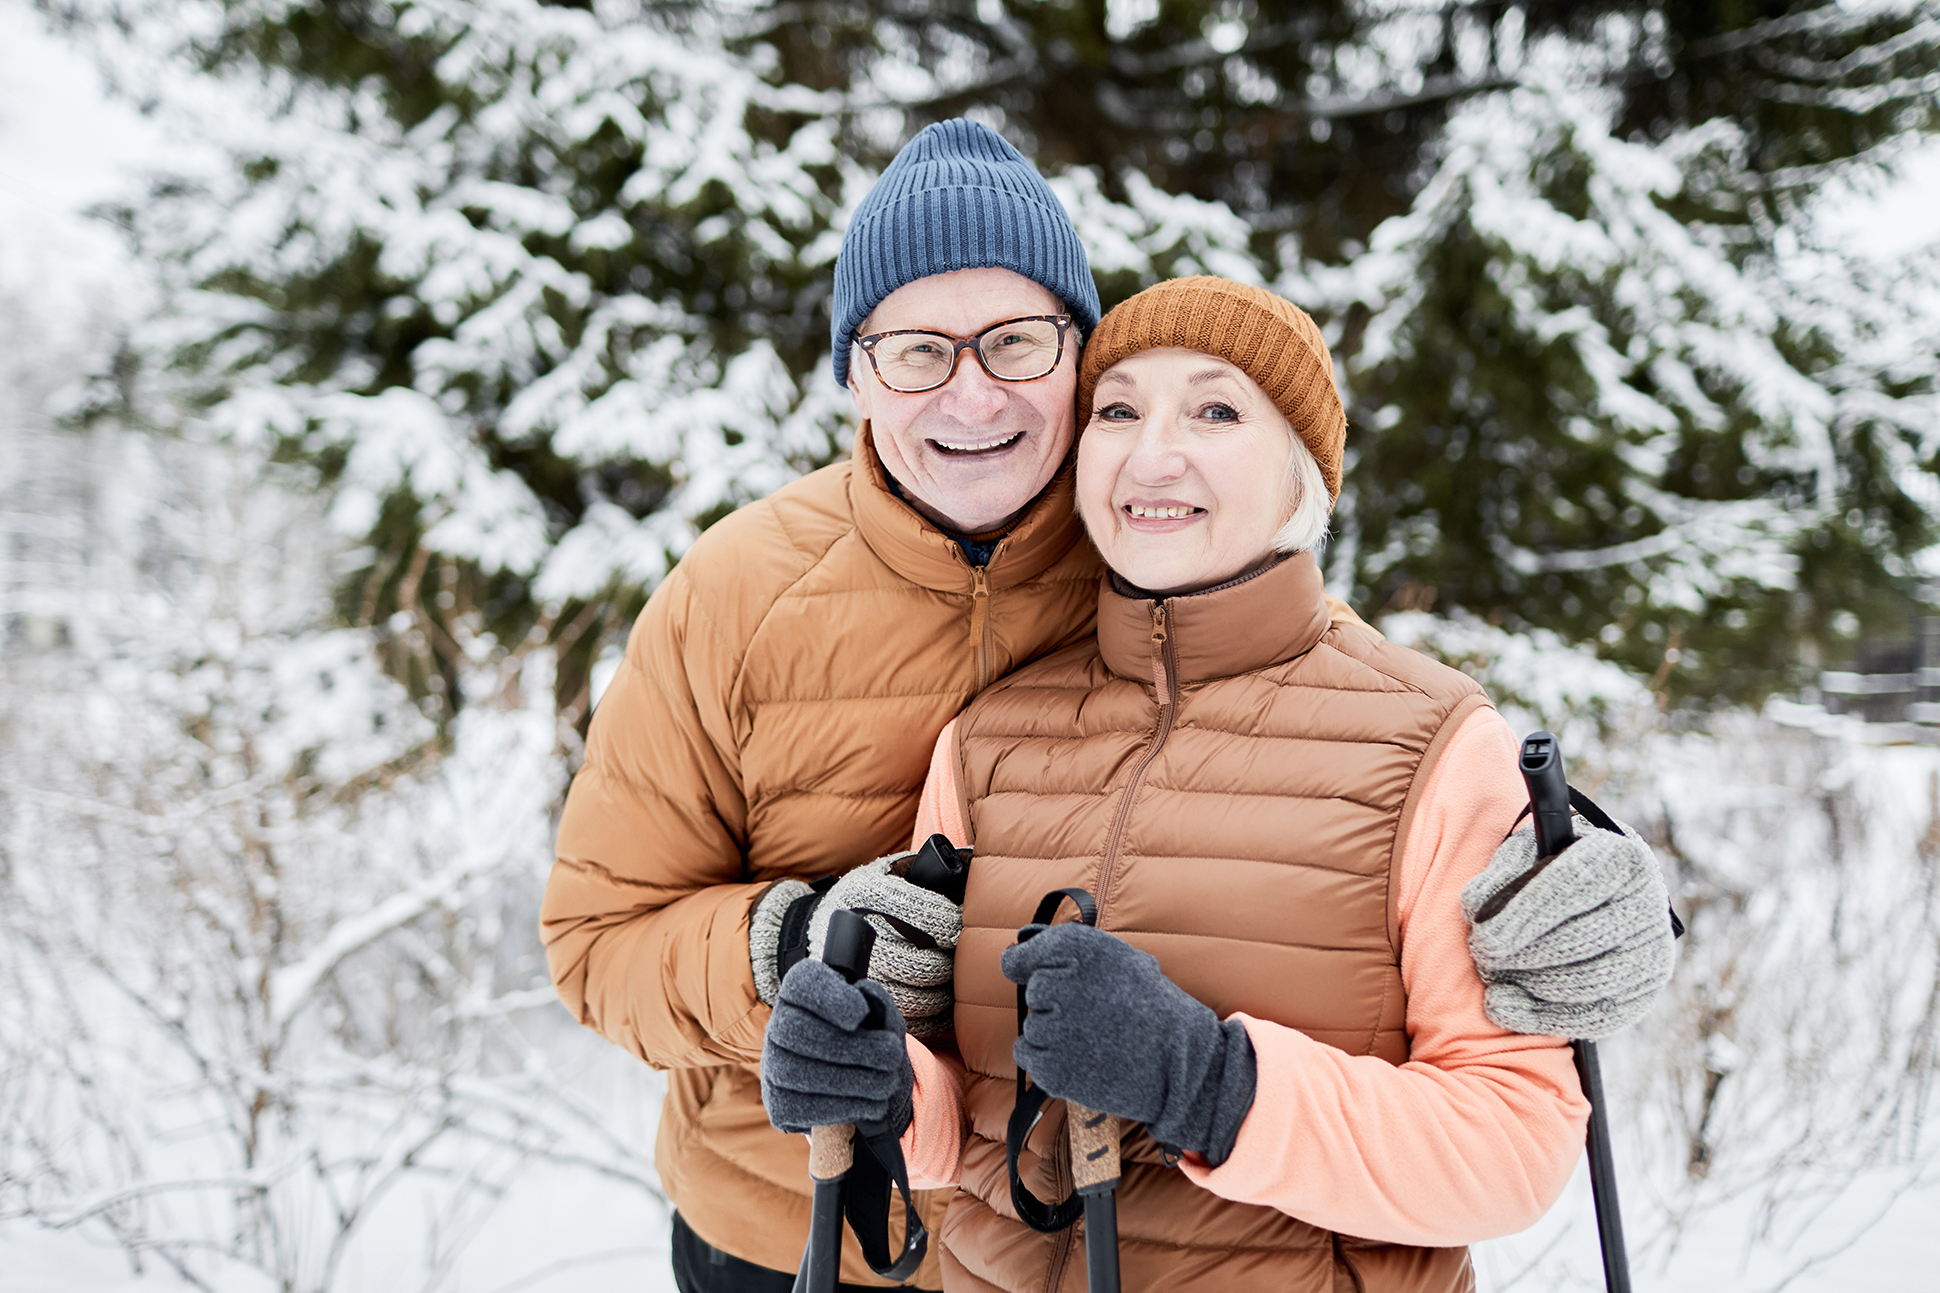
[1177,705,1591,1245]
[895,719,970,1188]
[541,564,771,1070]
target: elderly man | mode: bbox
[543,119,1673,1292]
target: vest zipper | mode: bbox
[1042,1196,1075,1293]
[1095,602,1179,924]
[1043,603,1175,1293]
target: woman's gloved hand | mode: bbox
[750,852,962,1036]
[1000,922,1255,1167]
[760,959,914,1137]
[1462,813,1676,1040]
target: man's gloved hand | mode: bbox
[1000,922,1255,1167]
[750,853,961,1036]
[1462,813,1676,1041]
[760,959,915,1137]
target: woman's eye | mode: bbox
[1199,402,1238,421]
[1094,402,1137,421]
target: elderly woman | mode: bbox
[761,277,1650,1292]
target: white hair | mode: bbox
[1273,431,1333,555]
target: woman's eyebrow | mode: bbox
[1095,370,1135,387]
[1187,367,1240,387]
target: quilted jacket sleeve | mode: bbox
[542,562,771,1069]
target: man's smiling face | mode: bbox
[847,266,1079,535]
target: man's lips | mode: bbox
[929,430,1024,456]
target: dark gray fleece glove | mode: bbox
[760,959,914,1137]
[1001,922,1255,1167]
[1462,813,1676,1041]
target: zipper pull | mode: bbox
[1151,602,1169,697]
[973,566,989,599]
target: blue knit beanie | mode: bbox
[830,118,1101,387]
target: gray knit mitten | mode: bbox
[748,853,961,1035]
[1462,814,1676,1041]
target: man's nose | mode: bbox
[931,352,1009,422]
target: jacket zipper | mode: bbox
[1043,602,1178,1293]
[969,538,1007,693]
[971,565,991,693]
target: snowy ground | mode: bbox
[8,3,1940,1291]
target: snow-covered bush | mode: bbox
[0,403,663,1288]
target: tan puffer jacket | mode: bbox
[943,553,1484,1293]
[543,427,1103,1284]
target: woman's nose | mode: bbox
[1127,421,1186,483]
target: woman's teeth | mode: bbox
[1127,505,1199,518]
[934,432,1023,454]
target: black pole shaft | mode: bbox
[1521,732,1633,1293]
[1573,1040,1632,1293]
[1081,1191,1120,1293]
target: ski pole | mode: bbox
[1520,732,1632,1293]
[903,832,971,904]
[792,908,880,1293]
[1068,1103,1121,1293]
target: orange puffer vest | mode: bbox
[943,553,1486,1293]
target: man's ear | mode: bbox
[846,343,873,422]
[847,371,868,423]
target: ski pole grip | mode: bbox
[807,1122,856,1182]
[902,834,971,905]
[1068,1104,1121,1195]
[1519,731,1576,861]
[806,909,880,1182]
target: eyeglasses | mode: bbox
[855,314,1074,394]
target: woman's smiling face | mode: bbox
[1077,347,1298,596]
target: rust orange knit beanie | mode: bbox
[1077,276,1346,500]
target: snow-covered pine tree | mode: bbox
[49,0,884,730]
[1331,60,1940,703]
[49,0,1940,716]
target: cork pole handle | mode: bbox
[807,909,876,1183]
[807,1121,855,1182]
[1068,1103,1120,1193]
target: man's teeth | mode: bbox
[935,432,1022,452]
[1128,505,1199,518]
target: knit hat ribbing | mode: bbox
[1077,276,1347,500]
[831,119,1102,387]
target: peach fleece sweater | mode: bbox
[895,706,1590,1245]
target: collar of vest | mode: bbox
[1097,549,1333,684]
[847,422,1086,594]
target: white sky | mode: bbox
[0,1,165,362]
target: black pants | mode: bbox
[670,1213,939,1293]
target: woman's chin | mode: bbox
[1107,544,1280,598]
